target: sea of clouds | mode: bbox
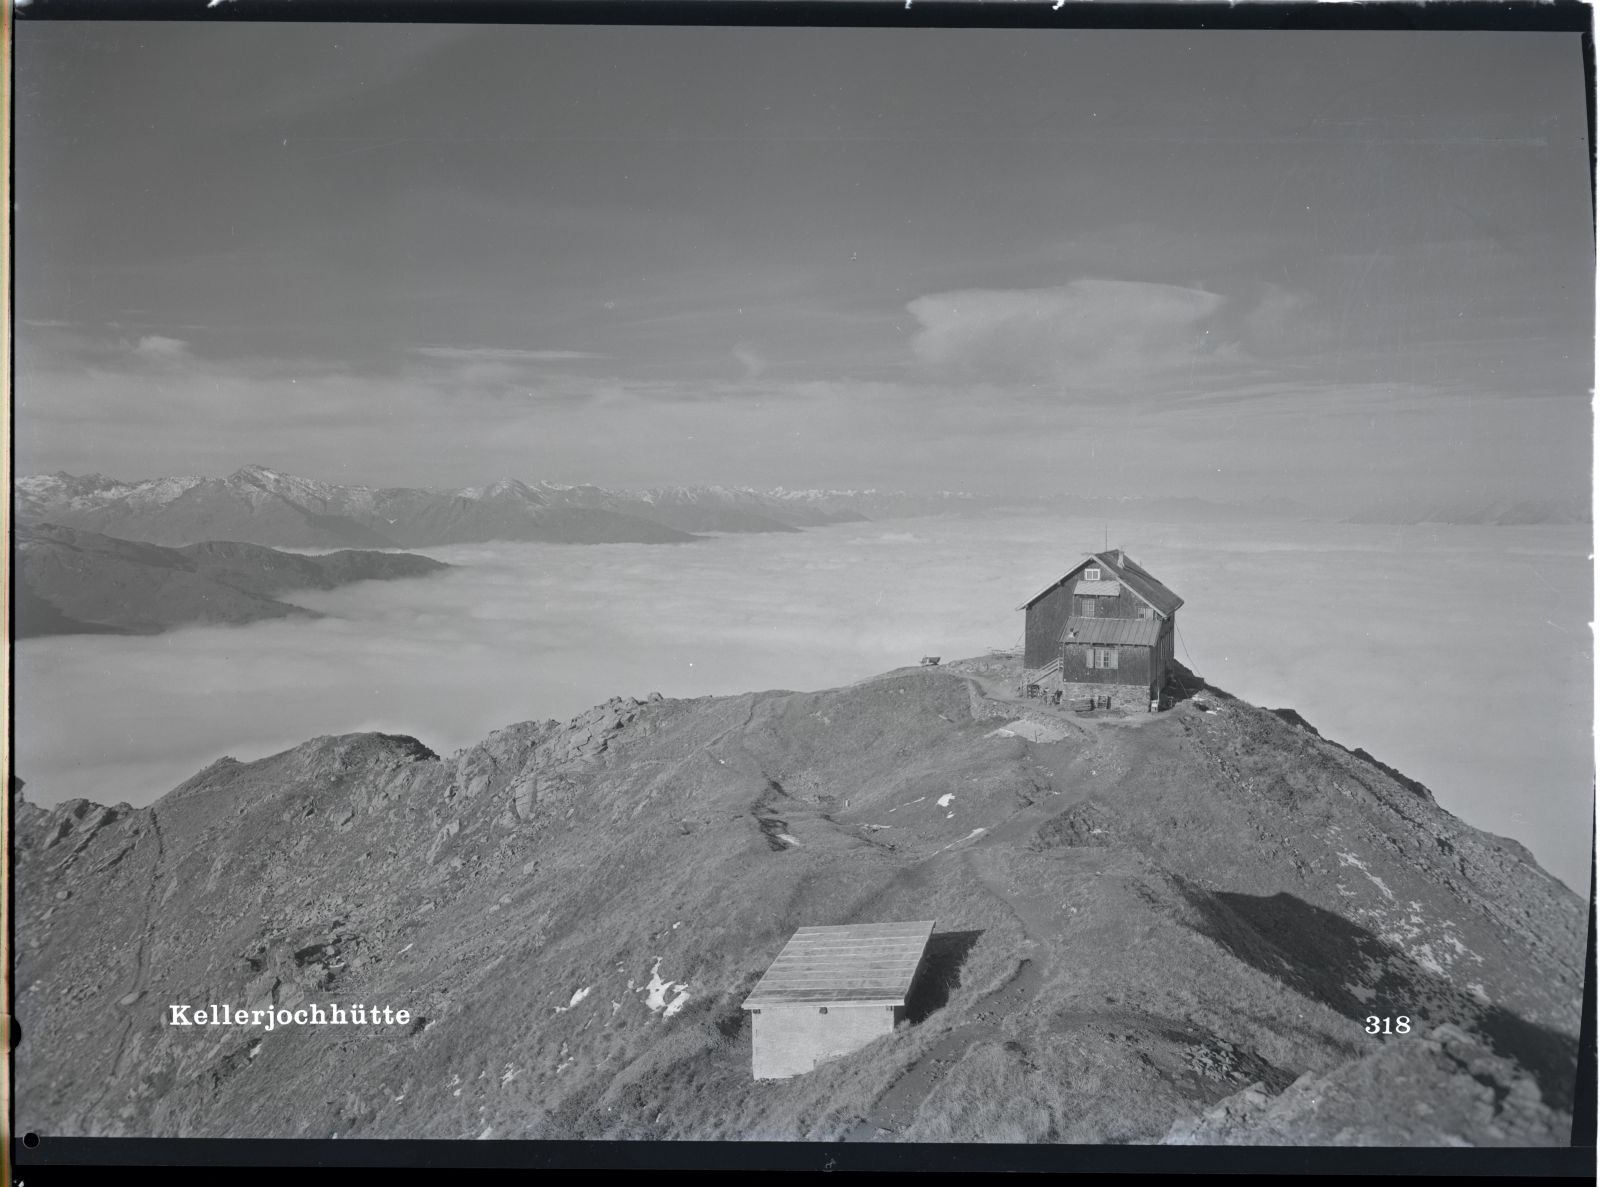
[14,515,1592,892]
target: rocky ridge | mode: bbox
[13,661,1586,1143]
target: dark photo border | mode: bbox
[7,0,1596,1177]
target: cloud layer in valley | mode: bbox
[14,515,1591,893]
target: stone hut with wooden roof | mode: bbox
[1017,549,1185,712]
[741,921,935,1080]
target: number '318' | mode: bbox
[1364,1016,1411,1034]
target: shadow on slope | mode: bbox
[1171,878,1579,1111]
[904,929,985,1025]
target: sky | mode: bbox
[13,23,1595,509]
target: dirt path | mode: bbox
[843,810,1063,1141]
[837,669,1141,1141]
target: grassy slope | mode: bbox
[14,663,1586,1143]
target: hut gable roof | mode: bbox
[1017,552,1184,617]
[741,921,936,1008]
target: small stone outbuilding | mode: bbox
[741,920,936,1080]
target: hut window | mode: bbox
[1138,605,1153,619]
[1080,598,1097,618]
[1089,648,1118,670]
[1084,567,1101,581]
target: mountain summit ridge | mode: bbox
[15,467,871,547]
[21,467,1584,546]
[14,521,452,637]
[14,657,1583,1144]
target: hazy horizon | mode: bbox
[15,25,1593,517]
[15,460,1592,518]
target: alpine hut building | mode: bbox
[741,921,936,1080]
[1018,549,1184,712]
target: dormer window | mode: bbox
[1084,567,1101,582]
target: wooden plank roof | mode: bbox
[1109,553,1185,617]
[1059,615,1164,646]
[1073,579,1124,597]
[741,921,936,1008]
[1018,552,1183,616]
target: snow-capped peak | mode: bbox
[457,477,539,501]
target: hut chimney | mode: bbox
[1114,548,1125,566]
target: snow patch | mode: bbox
[1336,851,1395,900]
[935,827,988,854]
[555,986,592,1012]
[936,793,955,808]
[1410,944,1446,976]
[643,958,690,1015]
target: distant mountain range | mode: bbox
[15,522,451,637]
[1343,495,1592,528]
[15,467,1585,550]
[14,467,869,549]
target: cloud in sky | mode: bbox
[132,334,191,360]
[413,346,603,363]
[1239,282,1316,351]
[907,279,1234,389]
[14,317,1590,511]
[12,27,1590,507]
[732,345,768,380]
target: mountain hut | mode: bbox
[1017,549,1184,711]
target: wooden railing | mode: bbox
[1021,657,1061,693]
